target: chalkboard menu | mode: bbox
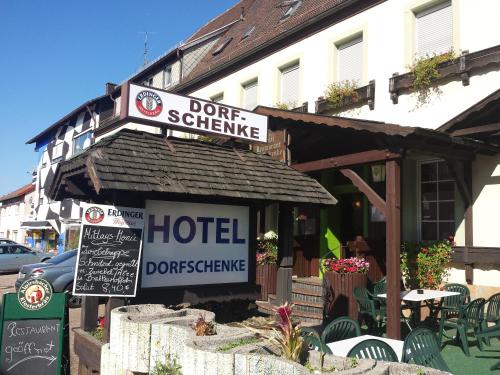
[0,292,69,375]
[73,203,145,297]
[1,319,60,375]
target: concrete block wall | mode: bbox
[101,304,451,375]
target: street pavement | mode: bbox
[0,272,104,375]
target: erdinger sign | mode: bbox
[127,83,268,143]
[142,201,249,288]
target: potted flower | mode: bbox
[256,231,278,301]
[322,257,369,320]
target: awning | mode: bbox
[21,220,61,233]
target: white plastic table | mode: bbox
[326,334,404,361]
[377,289,460,302]
[377,289,460,328]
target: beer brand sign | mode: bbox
[127,84,268,143]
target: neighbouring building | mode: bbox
[0,183,35,246]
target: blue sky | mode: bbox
[0,0,236,196]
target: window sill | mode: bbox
[315,80,375,114]
[389,44,500,104]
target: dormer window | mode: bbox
[280,0,302,21]
[241,26,255,40]
[212,37,233,56]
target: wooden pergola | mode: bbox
[255,106,499,339]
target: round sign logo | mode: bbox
[18,278,53,311]
[85,206,105,224]
[136,90,163,117]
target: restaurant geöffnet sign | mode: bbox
[142,201,249,288]
[128,83,268,142]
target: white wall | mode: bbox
[0,191,34,244]
[187,0,500,130]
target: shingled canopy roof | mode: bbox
[48,129,337,205]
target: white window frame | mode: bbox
[417,159,456,241]
[210,93,224,103]
[336,34,363,84]
[72,129,93,156]
[279,61,300,107]
[163,66,173,88]
[52,141,64,164]
[414,0,453,58]
[242,79,258,110]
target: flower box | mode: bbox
[324,271,367,321]
[256,264,278,301]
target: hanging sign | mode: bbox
[0,280,69,375]
[73,203,145,297]
[127,83,268,143]
[142,201,249,288]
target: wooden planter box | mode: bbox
[74,328,105,375]
[324,271,367,321]
[315,80,375,114]
[256,264,278,301]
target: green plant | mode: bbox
[269,302,303,362]
[324,80,359,108]
[151,353,182,375]
[349,357,359,368]
[401,238,454,289]
[216,337,260,352]
[408,50,456,106]
[192,314,217,336]
[256,230,278,265]
[275,101,296,110]
[416,368,426,375]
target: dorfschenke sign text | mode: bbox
[128,83,268,143]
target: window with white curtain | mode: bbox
[242,80,258,110]
[337,35,363,84]
[415,1,453,57]
[280,62,300,106]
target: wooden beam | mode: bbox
[451,122,500,137]
[292,149,401,173]
[276,203,294,305]
[340,169,387,216]
[385,160,401,340]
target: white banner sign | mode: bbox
[74,203,145,297]
[142,200,249,288]
[128,83,268,142]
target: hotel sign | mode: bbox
[142,201,249,288]
[127,83,268,143]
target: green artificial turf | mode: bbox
[439,329,500,374]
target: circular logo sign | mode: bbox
[18,278,53,311]
[85,206,105,224]
[136,90,163,117]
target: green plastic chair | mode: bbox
[477,293,500,346]
[321,316,361,344]
[353,287,385,333]
[439,297,486,356]
[301,327,332,354]
[441,283,471,317]
[347,338,399,362]
[402,327,450,372]
[371,278,388,314]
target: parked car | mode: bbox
[15,250,81,307]
[0,238,17,244]
[0,244,52,273]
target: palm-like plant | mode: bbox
[269,302,304,362]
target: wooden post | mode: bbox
[464,161,474,284]
[80,296,99,331]
[104,297,125,343]
[276,203,294,305]
[385,160,401,339]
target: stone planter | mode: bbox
[324,271,367,321]
[256,263,277,300]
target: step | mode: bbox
[292,278,324,294]
[291,287,323,297]
[292,290,323,304]
[269,294,323,309]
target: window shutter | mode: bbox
[337,36,363,83]
[243,81,258,110]
[281,63,300,106]
[416,1,452,57]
